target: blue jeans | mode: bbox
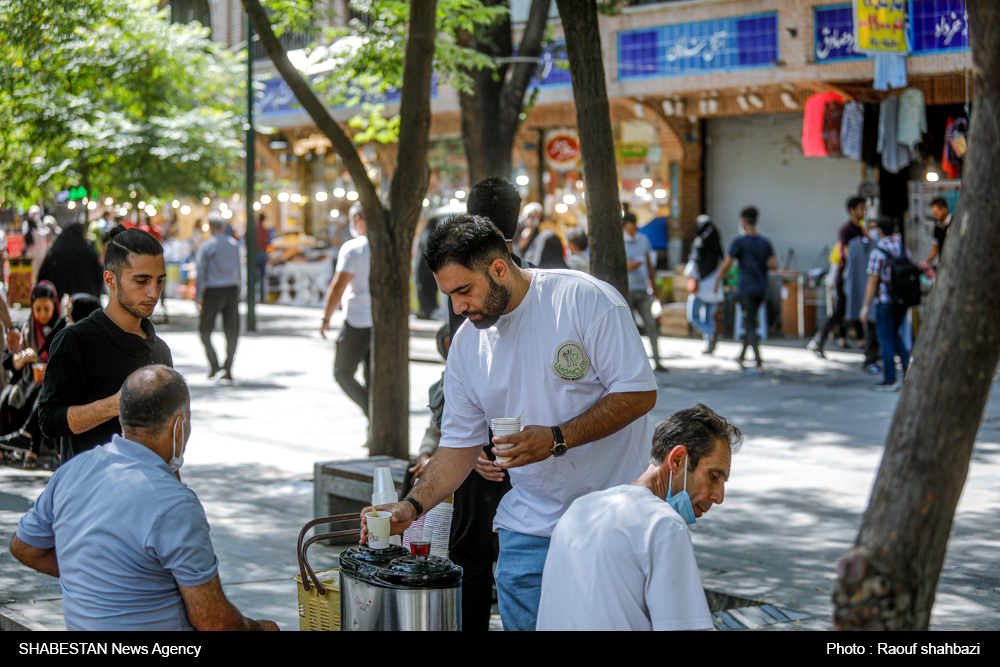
[256,250,268,303]
[875,302,909,384]
[494,529,551,631]
[686,295,717,340]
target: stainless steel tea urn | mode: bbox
[339,545,462,631]
[297,513,462,631]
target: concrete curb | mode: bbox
[0,606,50,632]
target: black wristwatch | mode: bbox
[401,496,423,519]
[550,426,568,458]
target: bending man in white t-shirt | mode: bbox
[361,214,658,631]
[537,404,742,631]
[320,203,372,430]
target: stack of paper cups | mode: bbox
[491,417,521,462]
[372,466,397,507]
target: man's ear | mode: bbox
[104,270,116,292]
[667,445,688,473]
[490,258,509,281]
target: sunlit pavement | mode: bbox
[1,300,997,630]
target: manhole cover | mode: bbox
[705,589,810,631]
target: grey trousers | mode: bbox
[627,289,660,364]
[334,322,371,417]
[200,285,240,372]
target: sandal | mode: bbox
[23,452,38,470]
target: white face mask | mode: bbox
[169,415,187,473]
[624,231,636,242]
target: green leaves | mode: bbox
[0,0,245,204]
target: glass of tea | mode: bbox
[408,524,431,557]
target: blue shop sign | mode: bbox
[531,42,571,88]
[814,5,864,62]
[909,0,968,54]
[255,75,434,119]
[618,13,779,80]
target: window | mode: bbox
[170,0,212,37]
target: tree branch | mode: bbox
[239,0,383,224]
[498,0,548,141]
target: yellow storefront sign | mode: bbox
[853,0,908,53]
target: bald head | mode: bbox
[120,365,190,431]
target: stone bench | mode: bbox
[312,456,409,545]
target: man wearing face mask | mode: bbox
[536,405,742,631]
[624,211,665,372]
[320,202,372,431]
[10,366,278,630]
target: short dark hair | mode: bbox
[876,216,896,236]
[567,227,588,251]
[650,404,743,470]
[467,178,521,240]
[423,214,511,274]
[104,226,163,280]
[930,197,948,210]
[120,365,189,430]
[740,206,759,225]
[846,196,866,212]
[257,213,266,224]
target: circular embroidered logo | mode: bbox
[552,341,590,382]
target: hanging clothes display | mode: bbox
[877,95,910,174]
[861,103,881,168]
[840,101,864,161]
[822,99,844,156]
[873,53,907,91]
[942,117,968,179]
[896,88,927,149]
[802,92,842,157]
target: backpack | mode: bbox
[876,245,922,308]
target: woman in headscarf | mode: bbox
[0,282,67,468]
[37,222,104,298]
[684,215,726,354]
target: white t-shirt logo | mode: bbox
[552,341,590,381]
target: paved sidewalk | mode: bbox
[1,300,997,630]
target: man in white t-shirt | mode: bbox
[537,404,742,631]
[360,215,658,631]
[320,203,372,427]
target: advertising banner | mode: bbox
[853,0,909,53]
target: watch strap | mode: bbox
[401,496,423,519]
[551,425,565,446]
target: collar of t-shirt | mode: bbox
[107,434,175,476]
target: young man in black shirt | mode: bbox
[810,196,866,358]
[38,227,172,460]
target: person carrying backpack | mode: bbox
[860,217,919,391]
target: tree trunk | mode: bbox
[242,0,437,461]
[554,0,626,296]
[833,0,1000,630]
[458,0,548,184]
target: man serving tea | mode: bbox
[361,215,657,631]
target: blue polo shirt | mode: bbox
[16,435,218,631]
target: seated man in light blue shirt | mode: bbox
[10,366,278,631]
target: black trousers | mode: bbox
[448,444,511,632]
[738,295,765,364]
[200,286,240,372]
[334,322,371,417]
[817,277,863,348]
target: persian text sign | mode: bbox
[544,130,581,172]
[910,0,968,54]
[815,5,864,62]
[853,0,908,53]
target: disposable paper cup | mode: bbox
[373,467,394,496]
[32,363,46,383]
[366,510,392,550]
[491,418,521,463]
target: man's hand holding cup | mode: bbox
[358,502,418,546]
[491,425,557,469]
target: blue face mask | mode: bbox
[666,456,697,524]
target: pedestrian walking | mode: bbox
[320,203,371,428]
[684,215,724,354]
[37,222,104,298]
[196,215,241,381]
[624,211,665,372]
[0,282,67,468]
[922,196,952,267]
[37,227,172,460]
[518,203,566,269]
[564,228,590,274]
[414,215,441,320]
[12,366,279,631]
[809,197,867,358]
[537,405,742,631]
[714,206,777,373]
[362,215,657,631]
[844,218,881,374]
[254,213,272,304]
[860,217,914,391]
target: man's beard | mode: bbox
[116,282,152,320]
[465,276,511,329]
